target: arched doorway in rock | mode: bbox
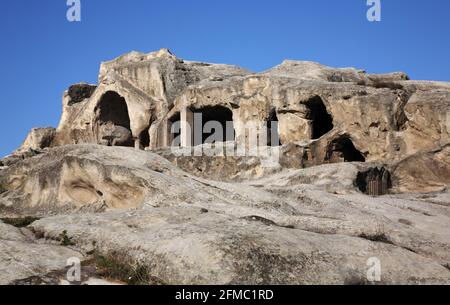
[168,112,181,147]
[95,91,134,147]
[191,105,234,145]
[266,109,281,146]
[137,116,153,150]
[325,136,366,163]
[304,96,334,139]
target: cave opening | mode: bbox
[266,109,281,146]
[139,129,150,149]
[326,136,366,163]
[356,167,392,196]
[304,96,334,139]
[95,91,133,147]
[168,112,181,147]
[192,105,234,144]
[97,91,131,129]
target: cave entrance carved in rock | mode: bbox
[177,106,234,146]
[139,129,150,149]
[94,91,133,147]
[194,106,234,145]
[304,96,334,140]
[266,109,281,146]
[356,167,392,196]
[168,112,181,147]
[325,136,366,163]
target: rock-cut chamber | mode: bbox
[94,91,134,147]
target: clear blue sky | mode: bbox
[1,0,449,157]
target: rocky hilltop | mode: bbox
[0,49,449,285]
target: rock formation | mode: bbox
[19,49,448,161]
[0,49,449,284]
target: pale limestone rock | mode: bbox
[1,49,450,285]
[0,220,82,285]
[391,144,450,193]
[28,199,450,284]
[0,145,449,284]
[17,127,56,153]
[20,48,447,167]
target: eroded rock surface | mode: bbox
[0,220,82,285]
[0,145,235,213]
[28,205,450,285]
[0,145,448,284]
[391,144,450,193]
[16,128,56,153]
[2,50,449,285]
[17,49,449,167]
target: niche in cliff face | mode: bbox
[356,167,392,196]
[168,112,181,147]
[191,105,234,144]
[139,129,150,149]
[266,109,281,146]
[138,117,153,149]
[304,96,334,139]
[95,91,133,147]
[325,136,366,163]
